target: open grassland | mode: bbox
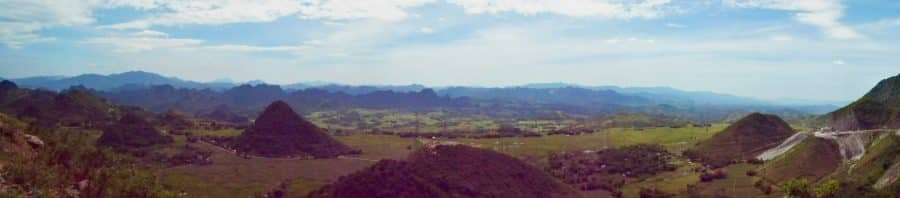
[619,158,700,197]
[450,124,726,158]
[305,108,592,133]
[190,128,243,137]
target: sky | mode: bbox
[1,0,899,101]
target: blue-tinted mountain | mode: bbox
[97,84,470,117]
[9,71,232,91]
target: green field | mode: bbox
[305,108,594,133]
[450,124,726,158]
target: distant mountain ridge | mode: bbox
[9,71,231,91]
[4,71,839,116]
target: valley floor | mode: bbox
[159,125,733,197]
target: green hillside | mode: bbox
[828,73,900,130]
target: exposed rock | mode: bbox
[874,161,900,189]
[757,132,809,161]
[23,134,44,148]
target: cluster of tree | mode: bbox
[546,144,676,194]
[545,127,595,136]
[779,179,842,198]
[698,170,727,182]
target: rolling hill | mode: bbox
[684,113,795,168]
[231,101,354,158]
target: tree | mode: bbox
[814,179,840,198]
[782,179,812,198]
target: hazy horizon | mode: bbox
[3,0,900,101]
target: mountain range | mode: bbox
[3,71,843,118]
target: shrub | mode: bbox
[754,180,773,194]
[639,188,674,198]
[781,179,812,198]
[746,170,758,176]
[699,170,727,182]
[814,180,840,198]
[0,126,176,197]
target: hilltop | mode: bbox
[231,101,354,158]
[310,145,580,198]
[827,73,900,130]
[684,113,795,168]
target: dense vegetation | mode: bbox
[546,144,676,195]
[96,113,174,149]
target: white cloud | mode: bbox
[665,23,686,28]
[419,27,435,33]
[832,59,845,65]
[724,0,862,39]
[82,36,204,52]
[102,0,435,30]
[0,0,96,48]
[447,0,674,19]
[1,0,438,47]
[130,30,168,37]
[102,0,308,29]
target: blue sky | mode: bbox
[1,0,899,101]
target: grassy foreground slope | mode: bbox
[0,113,175,197]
